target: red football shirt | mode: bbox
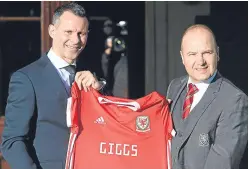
[65,83,174,169]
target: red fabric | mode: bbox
[182,83,199,119]
[66,83,174,169]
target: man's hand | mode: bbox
[75,71,103,92]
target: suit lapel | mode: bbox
[180,73,223,146]
[170,77,188,113]
[41,55,69,97]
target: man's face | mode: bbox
[49,11,89,63]
[180,29,219,83]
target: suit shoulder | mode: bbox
[17,55,48,76]
[221,77,247,97]
[169,75,187,87]
[167,75,187,98]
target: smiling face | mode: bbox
[49,11,89,64]
[180,27,219,83]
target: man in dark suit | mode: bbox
[1,3,105,169]
[167,24,247,169]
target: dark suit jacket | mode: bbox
[1,54,72,169]
[167,72,248,169]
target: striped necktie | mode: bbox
[182,83,199,119]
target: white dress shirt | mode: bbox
[187,70,217,111]
[47,48,76,93]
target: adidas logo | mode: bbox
[94,116,106,124]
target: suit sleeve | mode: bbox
[1,71,37,169]
[166,79,175,99]
[204,93,248,169]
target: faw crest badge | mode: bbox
[136,116,150,132]
[199,133,209,147]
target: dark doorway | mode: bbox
[195,1,248,94]
[77,2,145,99]
[0,2,41,115]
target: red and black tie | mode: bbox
[182,83,199,119]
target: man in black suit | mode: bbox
[1,2,105,169]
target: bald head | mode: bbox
[179,24,219,83]
[181,24,217,51]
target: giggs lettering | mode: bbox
[100,142,138,157]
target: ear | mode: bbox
[216,46,220,61]
[180,50,185,65]
[48,24,56,39]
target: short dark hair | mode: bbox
[52,2,87,24]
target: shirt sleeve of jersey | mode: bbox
[160,99,174,169]
[65,83,80,169]
[160,100,172,136]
